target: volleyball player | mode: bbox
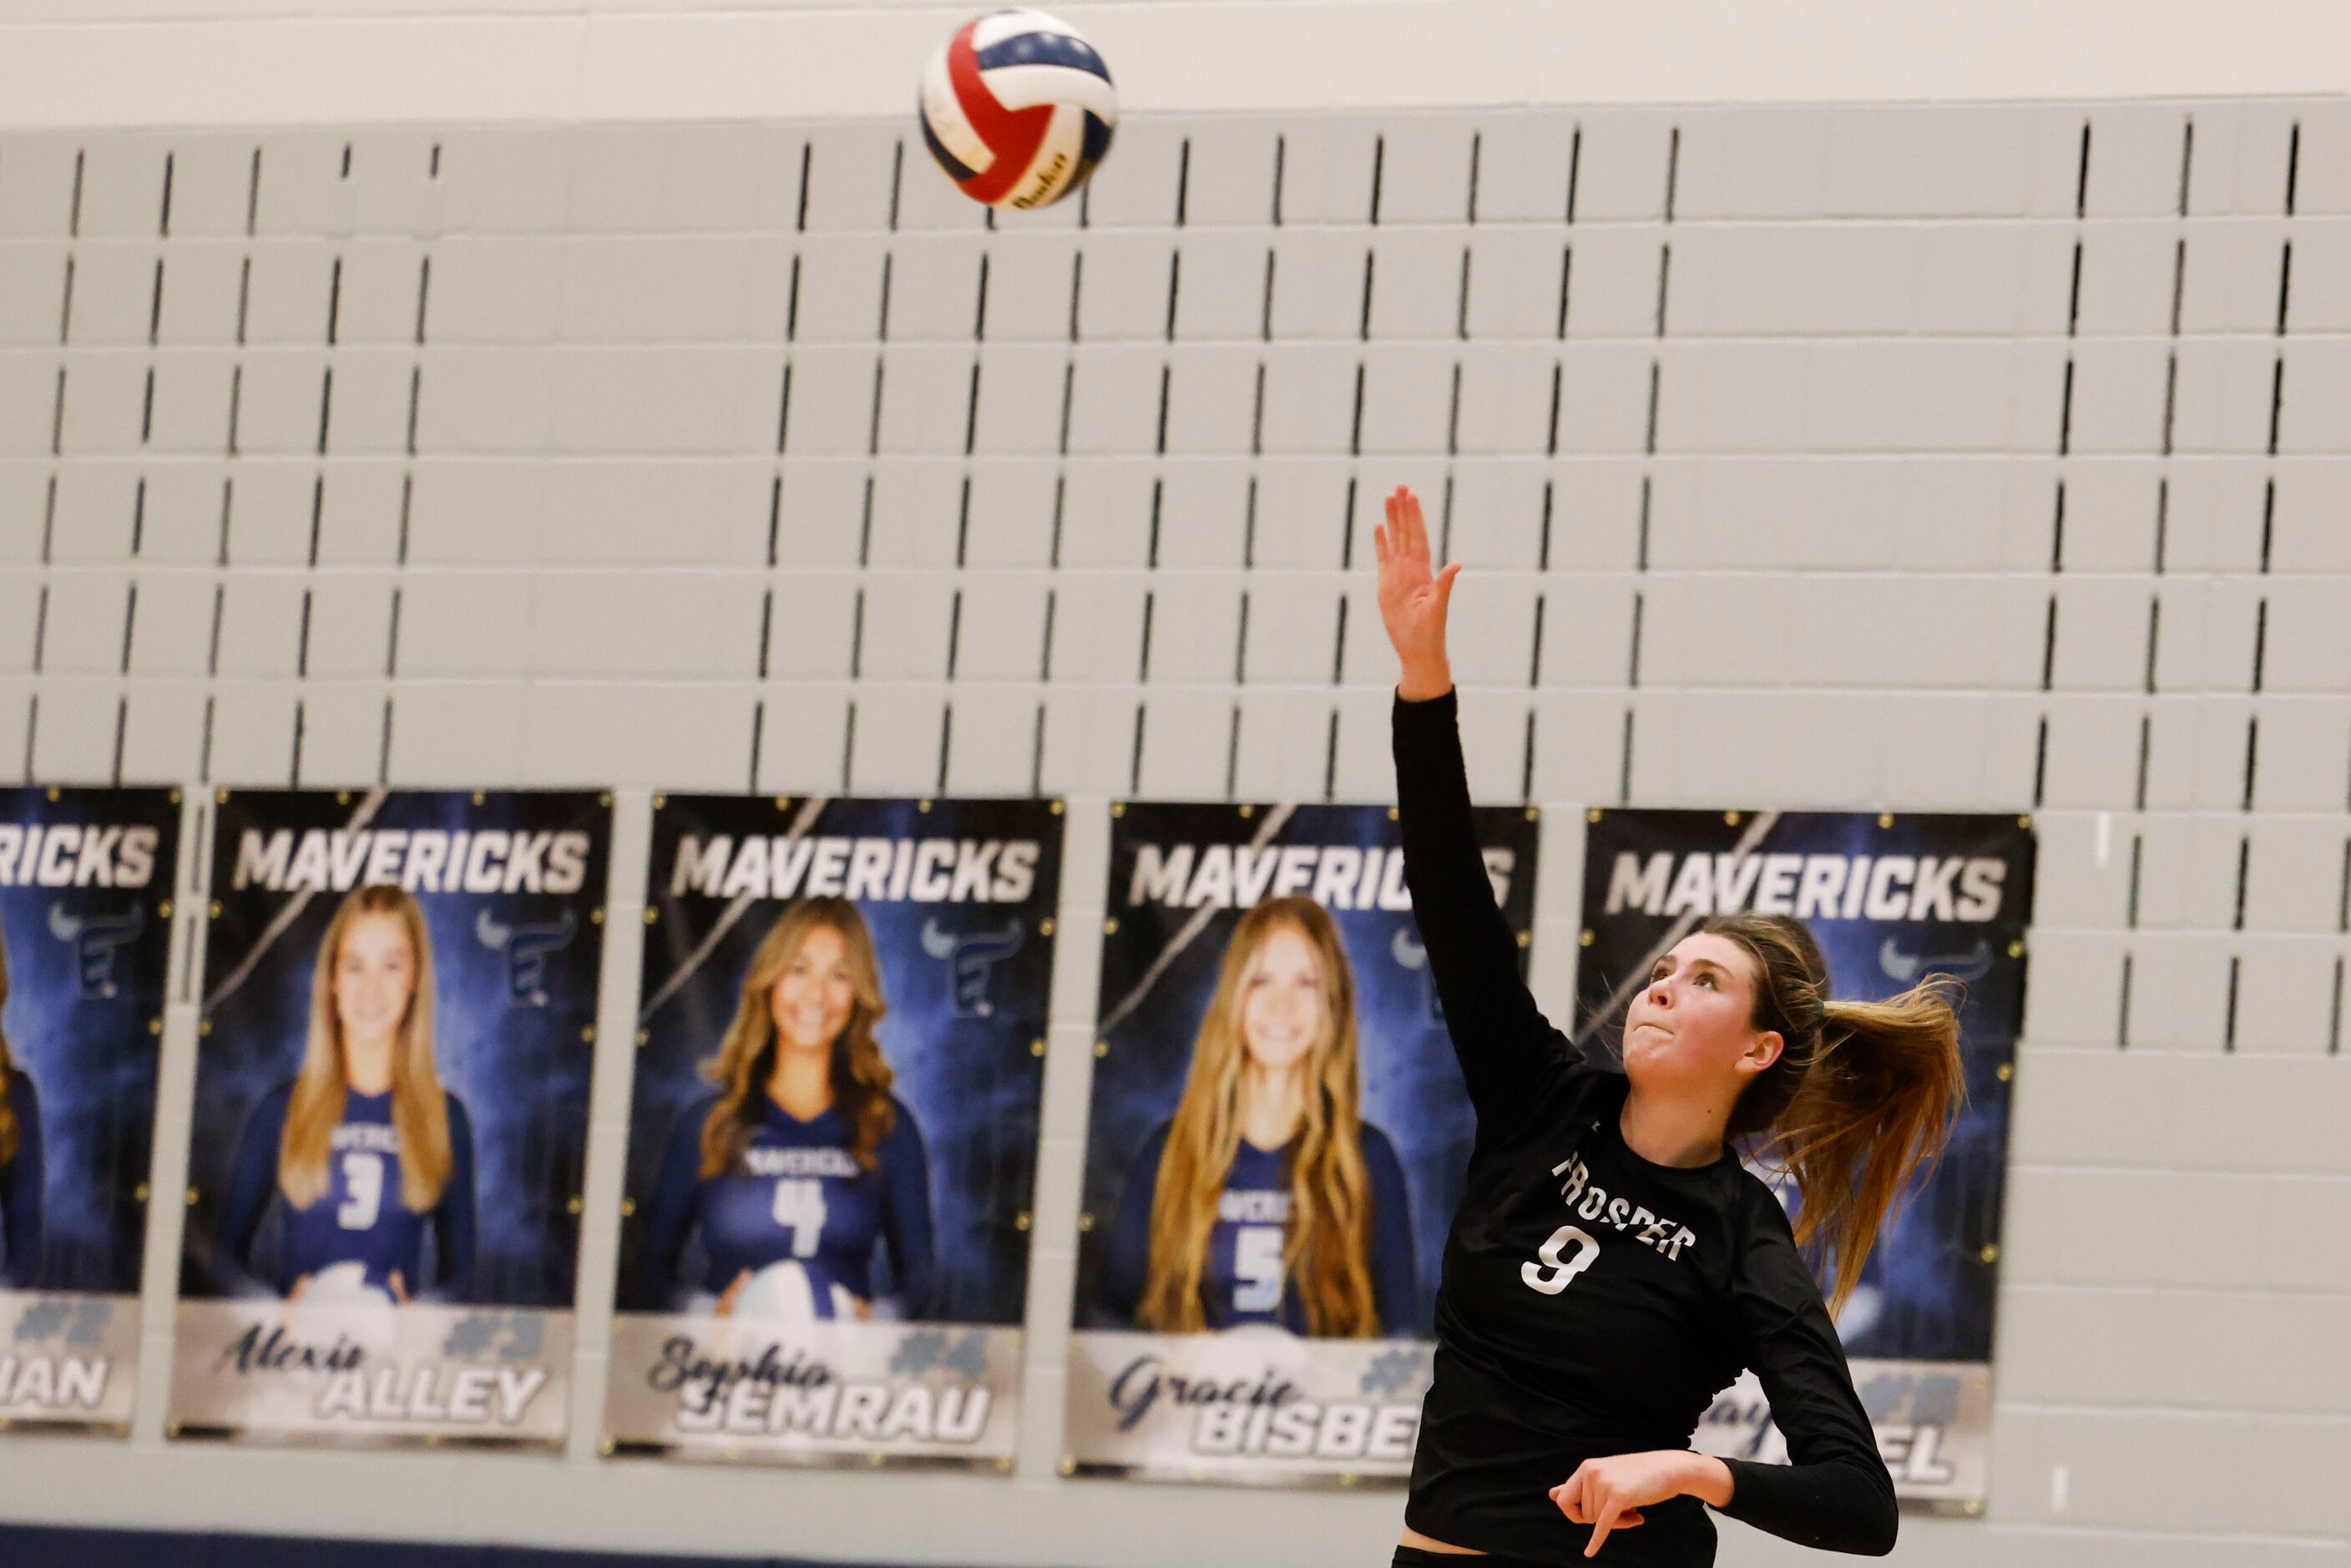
[1099,895,1418,1338]
[0,921,43,1290]
[1378,484,1948,1562]
[637,895,936,1323]
[216,885,478,1302]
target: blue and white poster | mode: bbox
[1575,807,2036,1511]
[170,787,611,1446]
[604,793,1062,1469]
[0,787,181,1435]
[1064,801,1540,1485]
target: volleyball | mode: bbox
[731,1260,862,1322]
[300,1261,396,1308]
[918,9,1117,211]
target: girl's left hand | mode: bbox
[1551,1450,1717,1558]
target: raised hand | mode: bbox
[1372,484,1460,701]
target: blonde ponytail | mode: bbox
[1705,913,1965,1317]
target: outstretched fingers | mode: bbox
[1384,484,1428,569]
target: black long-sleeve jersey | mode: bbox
[1395,690,1898,1563]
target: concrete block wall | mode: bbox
[0,21,2343,1568]
[5,3,2351,126]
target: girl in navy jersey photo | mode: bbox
[0,924,44,1290]
[215,885,478,1305]
[1377,484,1951,1564]
[636,895,936,1323]
[1099,895,1417,1338]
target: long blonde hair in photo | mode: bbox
[1140,895,1382,1338]
[0,919,17,1167]
[699,896,896,1180]
[279,884,453,1212]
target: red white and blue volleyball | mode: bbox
[920,9,1118,210]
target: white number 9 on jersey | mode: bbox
[1521,1224,1600,1295]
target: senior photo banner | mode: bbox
[0,787,181,1436]
[1066,801,1540,1485]
[172,788,612,1447]
[605,794,1062,1469]
[1575,808,2036,1512]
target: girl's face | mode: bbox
[1240,923,1327,1075]
[334,912,417,1052]
[771,924,857,1055]
[1621,933,1782,1098]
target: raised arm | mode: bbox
[1377,486,1580,1126]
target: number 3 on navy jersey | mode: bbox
[771,1178,827,1259]
[1521,1224,1600,1295]
[336,1151,384,1232]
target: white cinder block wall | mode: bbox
[0,7,2346,1568]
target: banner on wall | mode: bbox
[1575,808,2035,1512]
[0,787,181,1436]
[171,788,611,1447]
[1066,801,1540,1484]
[604,794,1061,1469]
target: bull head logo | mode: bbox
[475,908,577,1007]
[920,918,1024,1018]
[48,901,144,1000]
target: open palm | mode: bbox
[1373,484,1460,700]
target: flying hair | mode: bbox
[1704,911,1967,1318]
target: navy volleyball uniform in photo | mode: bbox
[638,1094,937,1319]
[0,1069,43,1289]
[215,1082,478,1300]
[1394,690,1896,1564]
[1099,1119,1420,1336]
